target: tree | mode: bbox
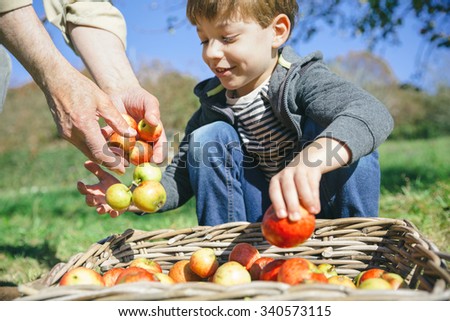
[328,51,397,88]
[291,0,449,49]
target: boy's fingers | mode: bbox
[268,179,287,219]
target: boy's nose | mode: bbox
[204,39,224,60]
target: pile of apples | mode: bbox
[59,243,406,290]
[105,162,166,213]
[108,113,163,166]
[104,113,166,213]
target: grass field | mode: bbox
[0,136,448,286]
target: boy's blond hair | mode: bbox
[186,0,299,34]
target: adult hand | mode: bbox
[77,161,123,218]
[45,68,137,173]
[103,86,168,164]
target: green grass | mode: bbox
[0,137,448,286]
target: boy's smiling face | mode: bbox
[196,14,287,97]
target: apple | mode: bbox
[129,257,162,274]
[211,261,251,286]
[358,277,392,290]
[154,273,176,284]
[355,268,386,286]
[105,183,132,211]
[102,267,125,287]
[327,275,356,289]
[249,257,274,280]
[115,267,157,284]
[261,204,315,248]
[59,266,105,286]
[317,263,338,278]
[304,272,328,284]
[259,259,286,281]
[133,162,162,184]
[129,140,153,166]
[137,119,163,143]
[168,260,203,283]
[277,258,313,285]
[189,248,219,278]
[381,272,406,290]
[108,132,136,152]
[228,243,261,270]
[132,180,167,213]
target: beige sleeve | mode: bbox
[43,0,127,52]
[0,0,33,13]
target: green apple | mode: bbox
[381,272,406,290]
[105,183,132,211]
[133,162,162,184]
[317,263,338,278]
[212,261,251,286]
[132,181,167,213]
[358,278,392,290]
[137,119,163,143]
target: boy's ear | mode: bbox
[272,14,291,48]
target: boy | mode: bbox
[78,0,394,225]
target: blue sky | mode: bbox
[7,0,448,92]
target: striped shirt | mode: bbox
[226,79,298,180]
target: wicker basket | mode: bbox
[17,218,450,301]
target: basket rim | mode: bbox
[18,218,450,301]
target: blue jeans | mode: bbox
[187,121,380,226]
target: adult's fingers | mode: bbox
[151,129,168,164]
[100,99,136,138]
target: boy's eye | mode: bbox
[222,35,237,43]
[200,39,209,46]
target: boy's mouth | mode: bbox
[215,66,234,75]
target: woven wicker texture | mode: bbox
[17,218,450,301]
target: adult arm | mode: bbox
[0,4,134,173]
[68,24,167,163]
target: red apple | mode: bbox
[129,258,162,274]
[102,267,125,287]
[59,267,105,286]
[168,260,204,283]
[261,204,315,248]
[228,243,261,270]
[358,278,392,290]
[137,119,163,143]
[327,275,356,289]
[211,261,251,286]
[105,183,132,211]
[249,257,274,280]
[308,272,329,284]
[355,268,386,286]
[132,180,167,213]
[133,162,162,184]
[109,132,136,152]
[277,258,313,285]
[129,140,153,166]
[115,267,157,284]
[189,248,219,278]
[259,259,286,281]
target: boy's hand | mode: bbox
[269,160,322,221]
[77,161,124,218]
[269,137,351,221]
